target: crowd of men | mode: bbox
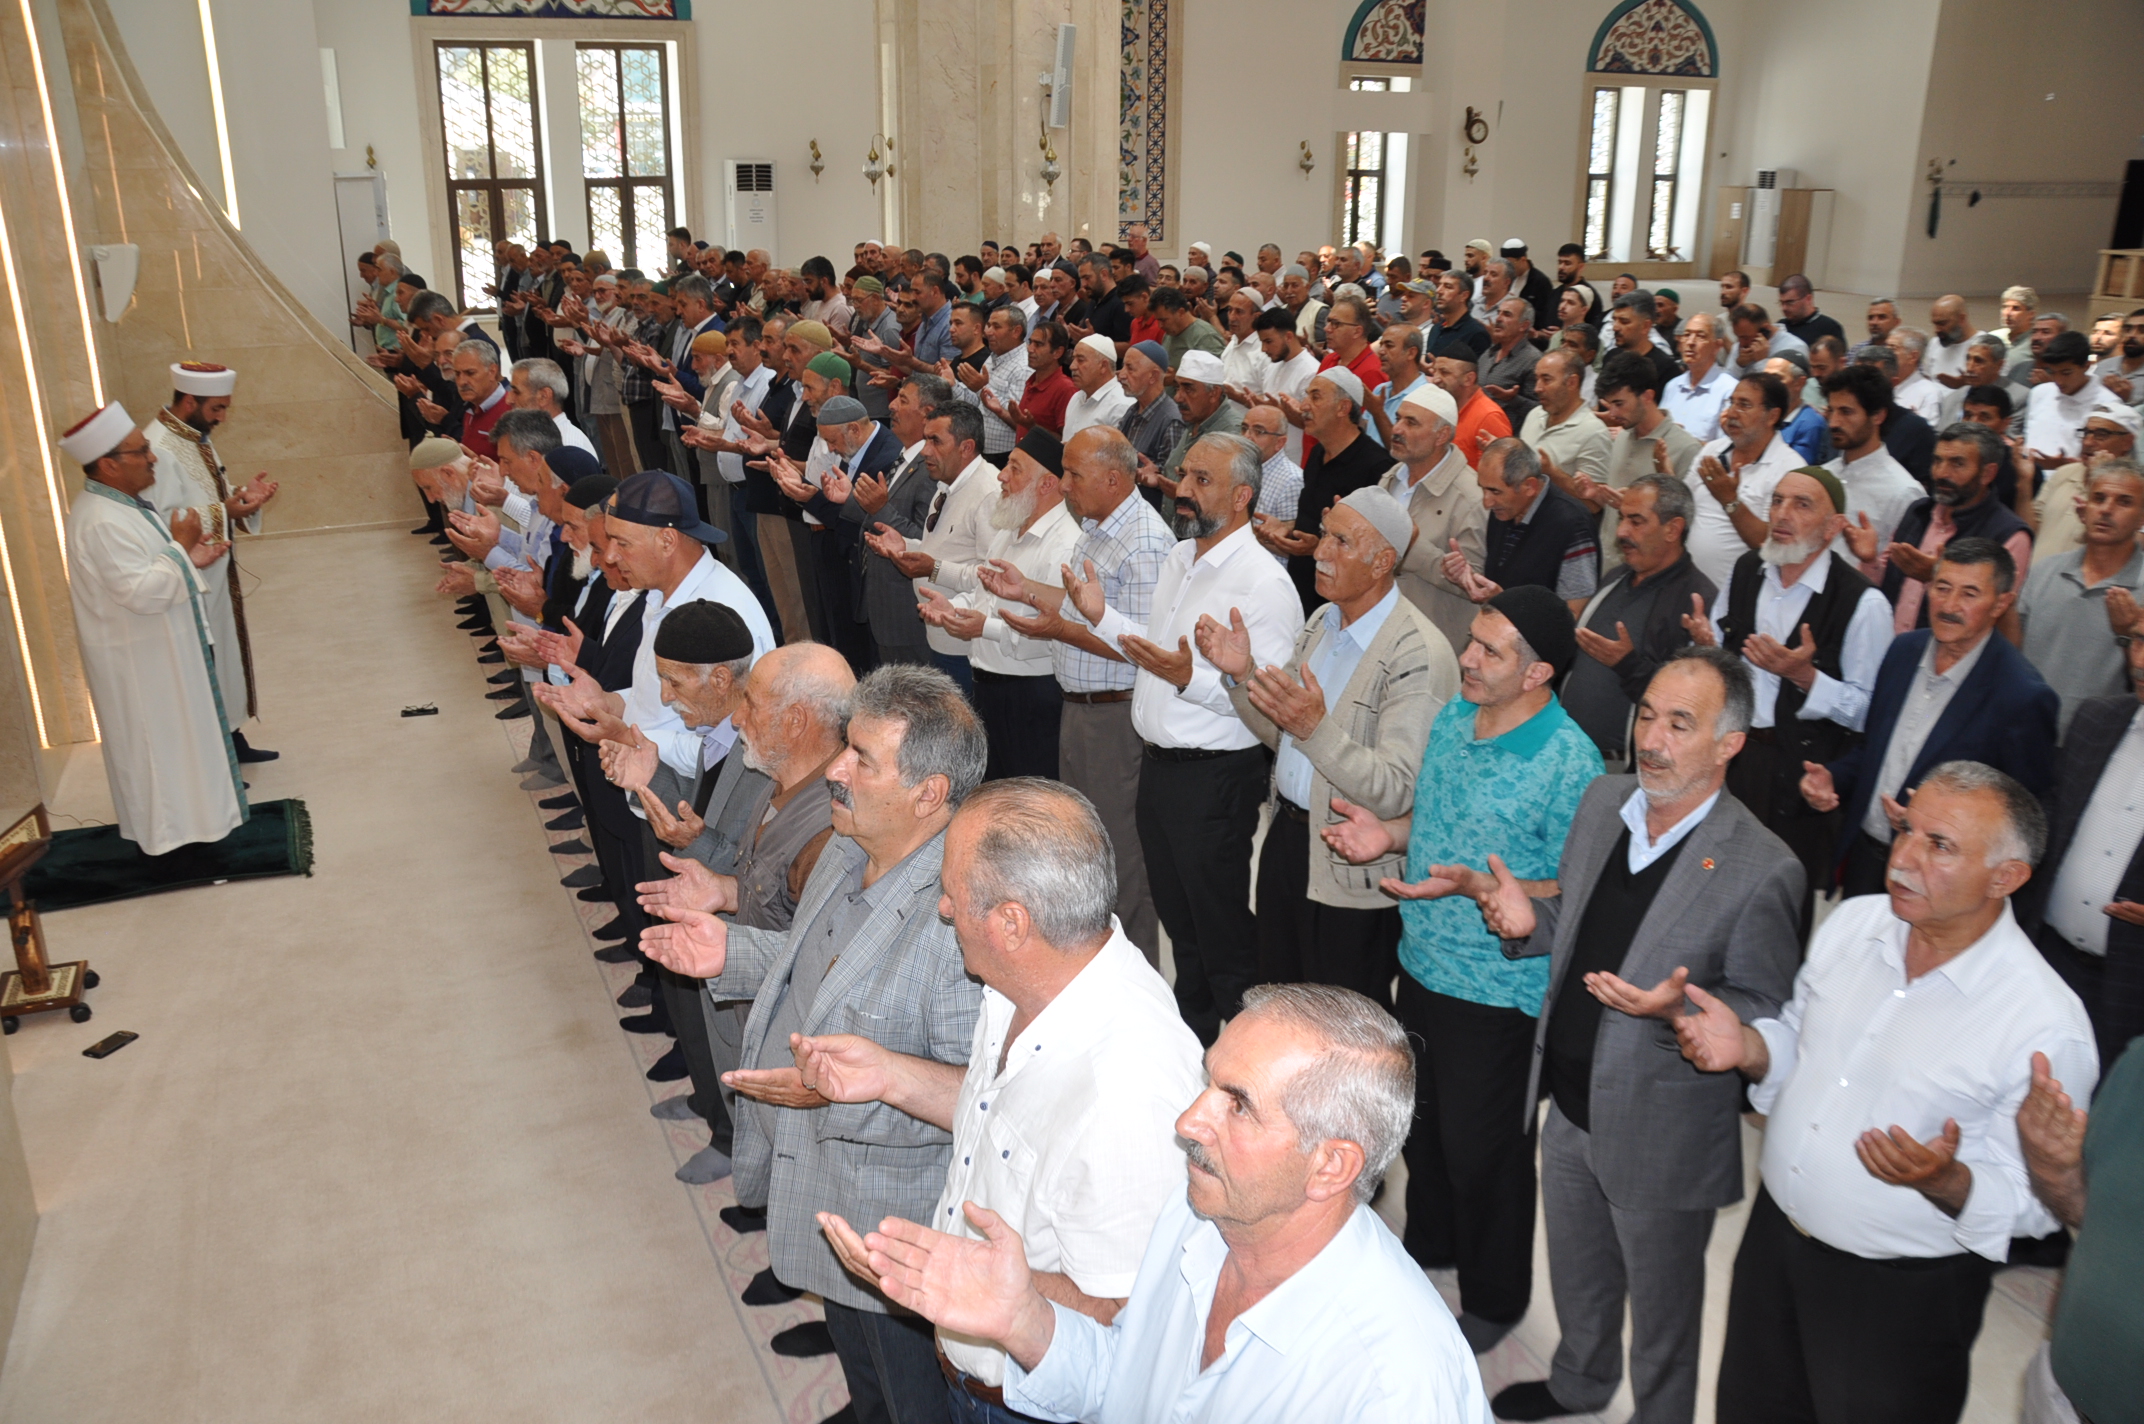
[54,227,2141,1424]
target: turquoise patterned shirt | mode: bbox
[1399,695,1601,1012]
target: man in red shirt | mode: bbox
[1006,318,1077,438]
[453,340,510,457]
[1431,351,1512,469]
[1318,294,1386,394]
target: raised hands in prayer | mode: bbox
[599,724,659,791]
[865,524,937,578]
[640,785,707,849]
[1574,618,1635,668]
[816,1204,1055,1369]
[637,849,736,919]
[1253,513,1318,558]
[916,587,986,640]
[1440,539,1501,603]
[1680,592,1717,647]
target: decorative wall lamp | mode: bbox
[808,140,824,181]
[1298,141,1316,179]
[1461,106,1487,181]
[1039,125,1063,191]
[862,134,895,192]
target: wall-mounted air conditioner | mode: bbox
[724,159,777,258]
[1745,167,1797,268]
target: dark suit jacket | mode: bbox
[840,444,936,650]
[805,423,906,557]
[1512,775,1803,1211]
[1827,630,2059,864]
[2018,694,2144,1059]
[572,588,647,841]
[1882,405,1936,487]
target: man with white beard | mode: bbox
[1682,466,1893,925]
[918,429,1081,780]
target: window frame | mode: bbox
[1570,75,1717,277]
[433,40,549,313]
[576,40,675,277]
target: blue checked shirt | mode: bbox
[1054,489,1175,695]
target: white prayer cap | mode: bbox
[1336,486,1416,558]
[2086,401,2142,437]
[1401,381,1459,426]
[170,360,237,397]
[59,402,135,466]
[984,266,1009,284]
[1188,241,1212,256]
[1175,350,1227,385]
[1076,333,1117,363]
[1314,366,1365,406]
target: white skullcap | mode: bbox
[1401,381,1459,426]
[1175,349,1227,385]
[59,402,135,466]
[1336,486,1416,557]
[1314,366,1365,405]
[1076,333,1117,363]
[1188,241,1212,255]
[983,266,1009,284]
[1281,263,1310,280]
[170,361,237,397]
[2086,400,2142,437]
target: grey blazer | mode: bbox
[842,447,935,651]
[1229,595,1458,909]
[647,747,771,874]
[1514,775,1803,1212]
[709,829,981,1309]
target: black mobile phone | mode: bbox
[83,1031,138,1059]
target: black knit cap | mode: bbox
[652,600,754,664]
[545,446,602,486]
[1014,427,1064,476]
[564,473,618,510]
[1486,584,1577,678]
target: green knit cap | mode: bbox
[806,351,853,384]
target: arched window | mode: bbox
[1336,2,1425,253]
[1576,0,1718,266]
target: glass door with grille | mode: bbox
[435,42,547,311]
[577,43,673,276]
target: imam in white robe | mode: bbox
[144,412,258,721]
[66,480,247,855]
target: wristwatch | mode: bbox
[1721,497,1741,516]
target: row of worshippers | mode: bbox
[50,362,284,863]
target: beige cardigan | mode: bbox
[1230,591,1460,909]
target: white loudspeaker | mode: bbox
[89,244,140,322]
[1045,24,1075,129]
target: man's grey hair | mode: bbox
[1074,424,1140,481]
[1967,331,2008,358]
[956,778,1117,948]
[1496,296,1533,322]
[1612,290,1658,322]
[494,408,562,458]
[1628,472,1694,532]
[2002,285,2038,309]
[1891,327,1930,358]
[512,357,570,404]
[843,664,988,808]
[1662,645,1755,736]
[1850,342,1899,377]
[1484,436,1542,490]
[1937,419,2007,473]
[1869,297,1900,313]
[1917,760,2048,866]
[1484,257,1517,284]
[453,338,500,370]
[1237,983,1415,1204]
[2039,311,2070,331]
[1195,432,1264,506]
[2087,456,2144,491]
[375,251,404,278]
[671,273,714,306]
[406,289,454,323]
[764,648,849,732]
[903,372,953,408]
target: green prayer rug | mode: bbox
[23,799,313,911]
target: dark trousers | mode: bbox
[1136,745,1267,1044]
[945,1380,1055,1423]
[1717,1188,1996,1424]
[1393,975,1539,1324]
[1840,830,1892,899]
[624,399,663,473]
[787,517,830,645]
[807,529,874,673]
[822,1301,944,1424]
[973,671,1063,781]
[724,494,779,636]
[931,650,974,700]
[642,823,733,1144]
[1254,808,1399,1005]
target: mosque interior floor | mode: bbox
[0,525,2062,1421]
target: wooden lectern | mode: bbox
[0,807,96,1034]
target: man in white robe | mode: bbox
[61,403,248,856]
[144,361,280,762]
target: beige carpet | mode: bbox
[0,529,795,1423]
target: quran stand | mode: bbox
[0,807,96,1034]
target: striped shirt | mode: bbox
[1054,490,1175,694]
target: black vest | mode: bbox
[1546,829,1686,1131]
[1485,482,1600,595]
[1720,549,1869,792]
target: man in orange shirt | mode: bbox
[1432,351,1513,469]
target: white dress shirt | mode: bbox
[1063,378,1136,443]
[1826,444,1923,563]
[1222,334,1273,396]
[2044,709,2144,956]
[1660,363,1734,442]
[1751,895,2099,1260]
[623,550,777,777]
[1706,556,1893,730]
[2025,377,2109,459]
[1004,1190,1493,1423]
[1093,522,1300,751]
[1684,434,1801,590]
[1619,786,1720,873]
[1266,349,1320,464]
[1923,331,1979,384]
[953,501,1082,677]
[906,455,1003,658]
[1894,371,1946,426]
[711,363,775,485]
[551,410,598,457]
[932,926,1205,1385]
[1862,633,1988,841]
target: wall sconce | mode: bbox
[1461,106,1486,181]
[808,140,824,181]
[1039,126,1062,192]
[1298,141,1315,179]
[862,134,895,192]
